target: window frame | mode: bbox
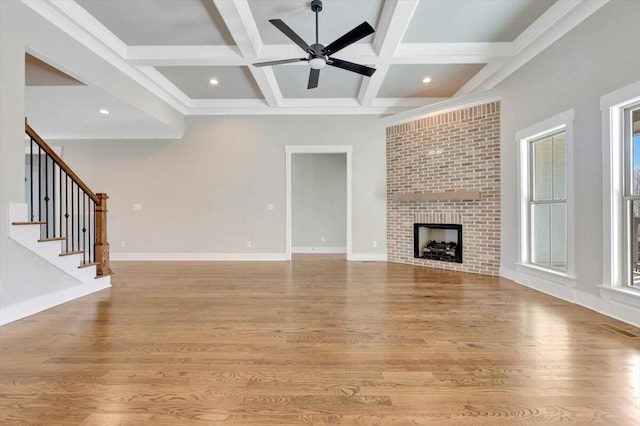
[528,130,568,271]
[621,102,640,288]
[601,82,640,292]
[517,109,575,279]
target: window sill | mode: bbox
[515,263,577,287]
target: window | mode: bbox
[623,103,640,288]
[518,109,573,277]
[528,130,567,271]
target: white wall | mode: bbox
[499,0,640,323]
[0,1,89,324]
[57,115,387,260]
[292,154,347,252]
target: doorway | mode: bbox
[285,146,352,260]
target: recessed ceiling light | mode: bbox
[209,78,219,85]
[99,108,110,115]
[422,77,432,84]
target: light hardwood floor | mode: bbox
[0,255,639,425]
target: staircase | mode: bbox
[4,123,111,323]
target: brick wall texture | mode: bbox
[386,102,501,276]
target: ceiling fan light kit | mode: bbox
[252,0,376,90]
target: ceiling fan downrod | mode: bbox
[311,0,322,45]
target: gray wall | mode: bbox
[292,154,347,251]
[499,0,640,296]
[57,115,387,257]
[0,1,87,320]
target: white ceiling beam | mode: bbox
[458,0,609,95]
[394,42,513,64]
[127,46,244,66]
[212,0,282,107]
[188,97,440,110]
[358,0,419,107]
[22,0,187,116]
[513,0,582,54]
[49,0,127,57]
[127,42,511,67]
[188,105,413,116]
[454,62,506,96]
[373,98,448,108]
[137,66,192,106]
[127,44,378,67]
[260,43,378,63]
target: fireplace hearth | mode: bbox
[414,223,462,263]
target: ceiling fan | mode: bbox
[252,0,376,89]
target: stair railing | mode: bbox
[24,122,111,276]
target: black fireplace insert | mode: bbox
[413,223,463,263]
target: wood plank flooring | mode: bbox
[1,255,639,425]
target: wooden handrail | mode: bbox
[25,123,100,204]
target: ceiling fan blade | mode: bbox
[327,58,376,77]
[269,19,313,54]
[308,69,320,89]
[321,22,375,56]
[253,58,307,67]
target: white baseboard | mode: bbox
[0,276,111,326]
[349,253,388,261]
[292,246,347,254]
[111,252,389,262]
[111,253,289,261]
[597,286,640,327]
[500,266,640,328]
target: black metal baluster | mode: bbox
[59,166,62,238]
[88,200,92,263]
[30,138,34,221]
[82,192,86,265]
[38,145,42,224]
[44,154,49,238]
[77,185,80,255]
[71,181,75,251]
[65,174,69,253]
[93,201,96,264]
[52,162,56,238]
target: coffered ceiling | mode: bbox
[19,0,610,137]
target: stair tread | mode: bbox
[12,221,46,225]
[38,237,67,242]
[96,272,113,279]
[79,262,99,269]
[60,251,83,257]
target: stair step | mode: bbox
[38,237,67,242]
[60,251,83,257]
[12,221,46,225]
[79,262,99,269]
[96,272,113,279]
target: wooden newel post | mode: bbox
[95,193,112,276]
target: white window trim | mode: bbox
[516,109,576,284]
[601,80,640,295]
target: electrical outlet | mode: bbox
[372,241,378,248]
[266,203,274,211]
[121,241,126,247]
[246,241,252,248]
[132,203,142,211]
[321,236,326,243]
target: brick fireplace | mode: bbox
[386,102,501,276]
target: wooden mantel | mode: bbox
[392,190,482,202]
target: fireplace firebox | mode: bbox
[414,223,463,263]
